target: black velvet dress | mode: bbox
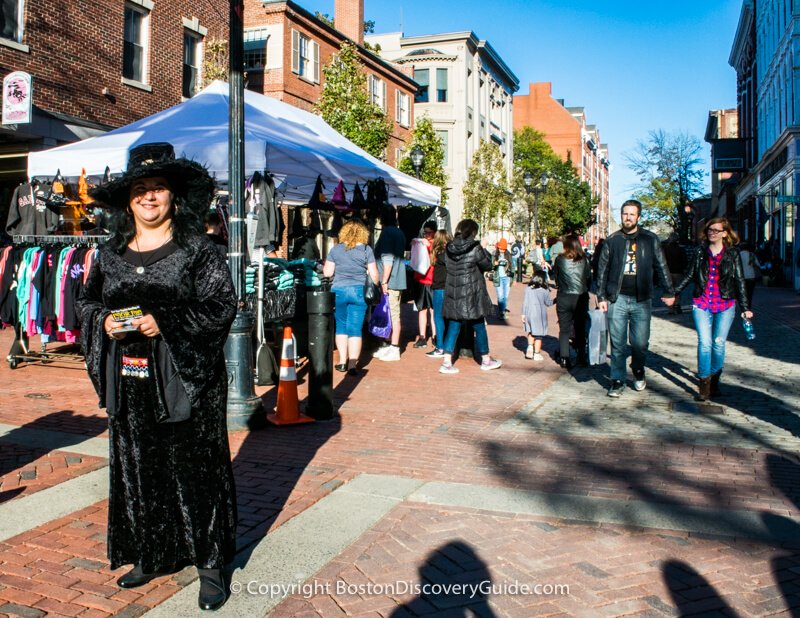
[76,235,237,572]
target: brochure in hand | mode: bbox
[110,306,144,333]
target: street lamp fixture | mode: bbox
[410,145,424,179]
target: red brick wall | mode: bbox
[334,0,363,46]
[244,1,412,166]
[513,82,582,164]
[0,0,227,130]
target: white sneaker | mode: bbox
[439,363,459,374]
[532,353,544,361]
[378,346,401,362]
[525,345,534,359]
[372,345,389,359]
[480,358,502,371]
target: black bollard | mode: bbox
[305,289,335,420]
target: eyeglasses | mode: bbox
[707,228,725,235]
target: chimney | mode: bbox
[335,0,364,46]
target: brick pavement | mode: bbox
[0,282,798,616]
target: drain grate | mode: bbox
[25,393,51,399]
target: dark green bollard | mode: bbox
[305,290,335,420]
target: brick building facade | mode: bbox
[514,82,610,246]
[0,0,227,215]
[243,0,416,167]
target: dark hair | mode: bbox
[106,193,203,253]
[561,234,586,261]
[380,205,398,227]
[423,220,437,232]
[454,218,479,240]
[529,270,546,289]
[621,199,642,216]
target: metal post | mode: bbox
[533,189,540,243]
[305,289,335,420]
[225,0,263,429]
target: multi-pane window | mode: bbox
[435,130,449,166]
[123,4,148,83]
[436,68,448,103]
[395,91,409,126]
[0,0,21,42]
[244,28,269,70]
[182,31,201,98]
[291,29,319,83]
[368,75,386,110]
[414,68,429,103]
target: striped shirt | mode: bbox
[694,248,735,313]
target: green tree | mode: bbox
[397,116,448,206]
[317,41,392,159]
[511,127,596,240]
[626,129,706,238]
[202,38,228,86]
[463,141,510,232]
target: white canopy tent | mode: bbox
[27,81,440,206]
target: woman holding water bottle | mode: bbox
[674,217,752,402]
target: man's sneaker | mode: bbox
[372,344,390,358]
[632,371,647,392]
[532,353,544,361]
[607,380,625,397]
[480,358,502,371]
[378,346,401,362]
[439,363,459,374]
[413,337,428,348]
[525,345,534,359]
[426,348,445,358]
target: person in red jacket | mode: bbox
[413,221,437,348]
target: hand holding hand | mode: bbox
[598,301,608,312]
[662,297,675,307]
[131,313,161,338]
[742,310,753,319]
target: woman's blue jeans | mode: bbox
[432,288,446,350]
[332,285,368,337]
[495,276,511,314]
[692,305,735,378]
[443,319,490,356]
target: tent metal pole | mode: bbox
[225,0,263,428]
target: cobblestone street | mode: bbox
[1,284,799,617]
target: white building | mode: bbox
[366,31,519,224]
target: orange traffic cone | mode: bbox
[267,325,314,426]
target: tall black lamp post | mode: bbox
[225,0,263,429]
[410,145,424,179]
[523,170,549,243]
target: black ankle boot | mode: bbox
[198,568,227,611]
[710,371,722,397]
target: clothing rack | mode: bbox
[6,234,108,369]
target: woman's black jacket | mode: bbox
[674,245,750,312]
[553,255,591,295]
[443,238,493,320]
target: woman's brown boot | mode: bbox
[695,377,711,402]
[710,371,722,397]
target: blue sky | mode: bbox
[302,0,744,208]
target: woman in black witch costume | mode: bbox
[75,142,237,611]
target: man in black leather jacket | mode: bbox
[596,200,675,397]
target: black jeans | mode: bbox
[556,292,589,361]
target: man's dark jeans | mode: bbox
[607,294,652,381]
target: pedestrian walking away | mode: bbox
[673,217,753,401]
[511,235,526,282]
[738,242,762,308]
[596,199,675,397]
[427,228,452,358]
[75,142,237,611]
[552,234,591,368]
[492,238,514,319]
[521,270,552,360]
[439,219,502,374]
[412,221,437,349]
[323,220,381,376]
[373,205,407,362]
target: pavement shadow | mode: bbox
[766,455,800,616]
[0,410,107,502]
[389,540,497,617]
[661,560,739,617]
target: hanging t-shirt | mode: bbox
[619,231,639,297]
[5,182,57,235]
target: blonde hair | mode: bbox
[702,217,739,248]
[338,220,370,249]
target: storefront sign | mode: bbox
[2,71,32,125]
[777,195,800,203]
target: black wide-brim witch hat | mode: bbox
[89,142,215,216]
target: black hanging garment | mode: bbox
[6,182,58,235]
